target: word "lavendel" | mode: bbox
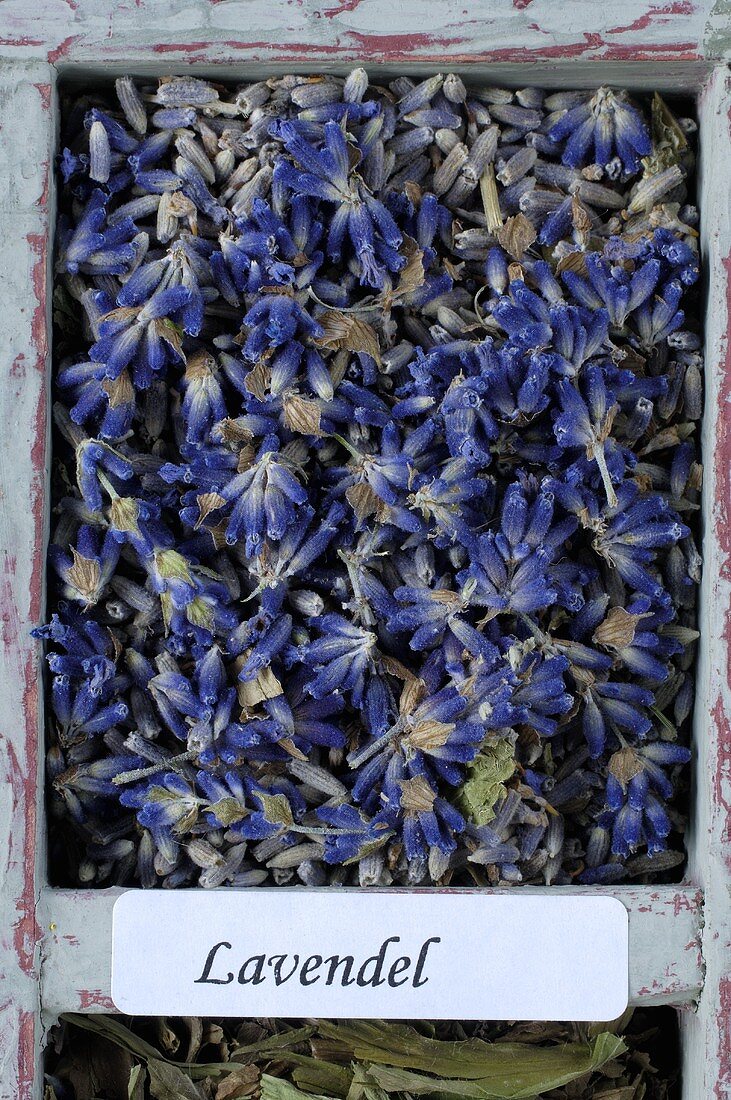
[194,936,441,989]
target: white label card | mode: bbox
[112,890,628,1020]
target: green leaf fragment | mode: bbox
[148,1058,206,1100]
[257,791,294,827]
[454,740,516,825]
[208,796,249,825]
[230,1026,319,1057]
[363,1032,626,1098]
[128,1063,146,1100]
[650,705,678,737]
[292,1060,353,1098]
[261,1075,332,1100]
[315,1022,624,1097]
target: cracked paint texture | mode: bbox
[0,0,724,64]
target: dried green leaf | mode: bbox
[454,740,516,826]
[261,1076,331,1100]
[318,1022,624,1089]
[62,1025,137,1100]
[62,1015,168,1066]
[182,598,212,634]
[59,1015,235,1082]
[208,796,249,825]
[588,1087,637,1100]
[148,1058,207,1100]
[292,1061,353,1098]
[129,1064,146,1100]
[230,1025,318,1058]
[363,1032,625,1098]
[257,791,294,827]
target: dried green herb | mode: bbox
[454,742,516,826]
[362,1032,623,1098]
[49,1013,679,1099]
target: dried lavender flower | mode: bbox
[41,74,700,889]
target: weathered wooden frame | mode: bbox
[0,5,728,1097]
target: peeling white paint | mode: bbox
[0,0,724,66]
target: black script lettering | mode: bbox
[238,955,266,985]
[387,956,412,987]
[412,937,441,987]
[268,954,300,985]
[356,937,401,987]
[323,954,355,986]
[194,941,234,985]
[300,955,323,985]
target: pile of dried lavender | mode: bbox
[41,72,701,889]
[46,1012,680,1099]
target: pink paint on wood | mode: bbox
[606,1,696,36]
[27,228,49,630]
[715,975,731,1097]
[322,0,368,17]
[120,31,706,66]
[46,34,81,63]
[0,0,714,65]
[0,36,44,48]
[76,989,116,1011]
[17,1010,37,1100]
[709,254,731,875]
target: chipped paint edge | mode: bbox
[0,0,726,65]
